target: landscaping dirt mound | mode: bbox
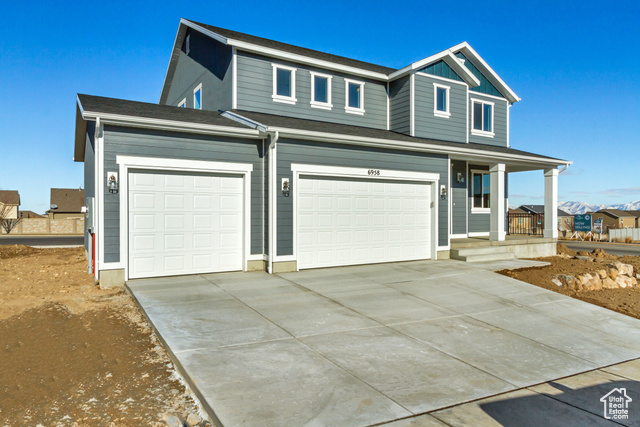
[0,246,205,425]
[556,243,577,257]
[499,244,640,320]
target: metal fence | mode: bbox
[609,228,640,242]
[508,212,544,235]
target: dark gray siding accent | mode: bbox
[84,121,96,257]
[419,60,463,82]
[102,125,264,263]
[468,93,508,147]
[414,73,467,143]
[455,52,502,97]
[451,160,467,235]
[277,139,449,256]
[165,29,233,111]
[237,52,387,129]
[389,76,410,135]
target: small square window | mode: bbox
[433,84,450,118]
[272,64,297,104]
[193,84,202,110]
[310,72,332,110]
[471,99,494,136]
[344,79,365,114]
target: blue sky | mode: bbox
[1,1,639,213]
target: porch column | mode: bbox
[544,168,559,238]
[490,163,506,241]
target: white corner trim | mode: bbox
[468,231,490,237]
[386,81,390,130]
[507,103,511,147]
[344,78,365,115]
[410,73,415,136]
[232,47,238,109]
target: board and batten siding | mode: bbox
[164,29,233,111]
[451,160,467,235]
[468,92,508,147]
[101,125,264,263]
[276,139,449,256]
[414,73,467,143]
[389,76,411,135]
[236,52,387,129]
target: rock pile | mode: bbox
[552,262,638,291]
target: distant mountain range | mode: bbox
[558,201,640,215]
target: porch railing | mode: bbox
[508,212,544,235]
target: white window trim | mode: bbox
[471,99,494,137]
[309,71,333,110]
[272,64,297,105]
[178,98,186,108]
[433,83,451,118]
[471,169,490,213]
[344,78,365,115]
[193,83,202,110]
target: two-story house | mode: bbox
[73,18,570,286]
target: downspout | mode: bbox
[267,130,279,274]
[558,163,570,174]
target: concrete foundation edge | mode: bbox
[99,269,125,288]
[437,250,451,260]
[273,261,297,273]
[247,260,266,272]
[507,242,556,258]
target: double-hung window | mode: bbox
[472,99,494,136]
[472,171,490,212]
[310,72,332,109]
[433,83,450,118]
[344,78,365,114]
[193,84,202,110]
[272,64,297,104]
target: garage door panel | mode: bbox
[129,170,243,279]
[297,177,431,269]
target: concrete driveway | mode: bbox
[127,260,640,426]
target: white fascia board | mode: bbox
[450,42,521,103]
[80,111,264,139]
[181,19,229,44]
[270,126,571,167]
[388,51,480,87]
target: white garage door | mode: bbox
[297,177,431,269]
[128,170,243,279]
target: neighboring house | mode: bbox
[592,209,637,231]
[48,188,85,220]
[73,18,571,286]
[19,210,44,219]
[518,205,573,233]
[626,210,640,228]
[0,190,20,219]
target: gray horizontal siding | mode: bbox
[165,29,233,111]
[468,93,508,147]
[276,139,449,256]
[451,160,467,235]
[467,164,508,234]
[389,76,410,135]
[102,125,264,263]
[414,74,467,143]
[237,52,387,129]
[84,122,96,258]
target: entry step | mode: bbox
[450,246,516,262]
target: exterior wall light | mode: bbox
[440,185,447,199]
[282,177,290,197]
[107,171,119,194]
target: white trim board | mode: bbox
[115,155,253,281]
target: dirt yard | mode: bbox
[0,245,206,426]
[499,244,640,319]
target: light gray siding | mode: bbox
[276,139,449,256]
[468,93,508,147]
[101,125,264,263]
[237,52,388,129]
[165,29,233,111]
[84,122,96,258]
[468,164,489,233]
[389,76,410,135]
[451,160,467,235]
[414,74,467,143]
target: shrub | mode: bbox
[625,236,633,243]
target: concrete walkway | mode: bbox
[127,260,640,426]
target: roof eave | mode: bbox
[389,50,481,87]
[74,97,87,162]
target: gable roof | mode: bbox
[19,210,44,219]
[50,188,84,213]
[595,209,637,219]
[160,19,518,104]
[0,190,20,205]
[518,205,571,216]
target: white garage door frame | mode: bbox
[291,163,440,271]
[116,155,253,281]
